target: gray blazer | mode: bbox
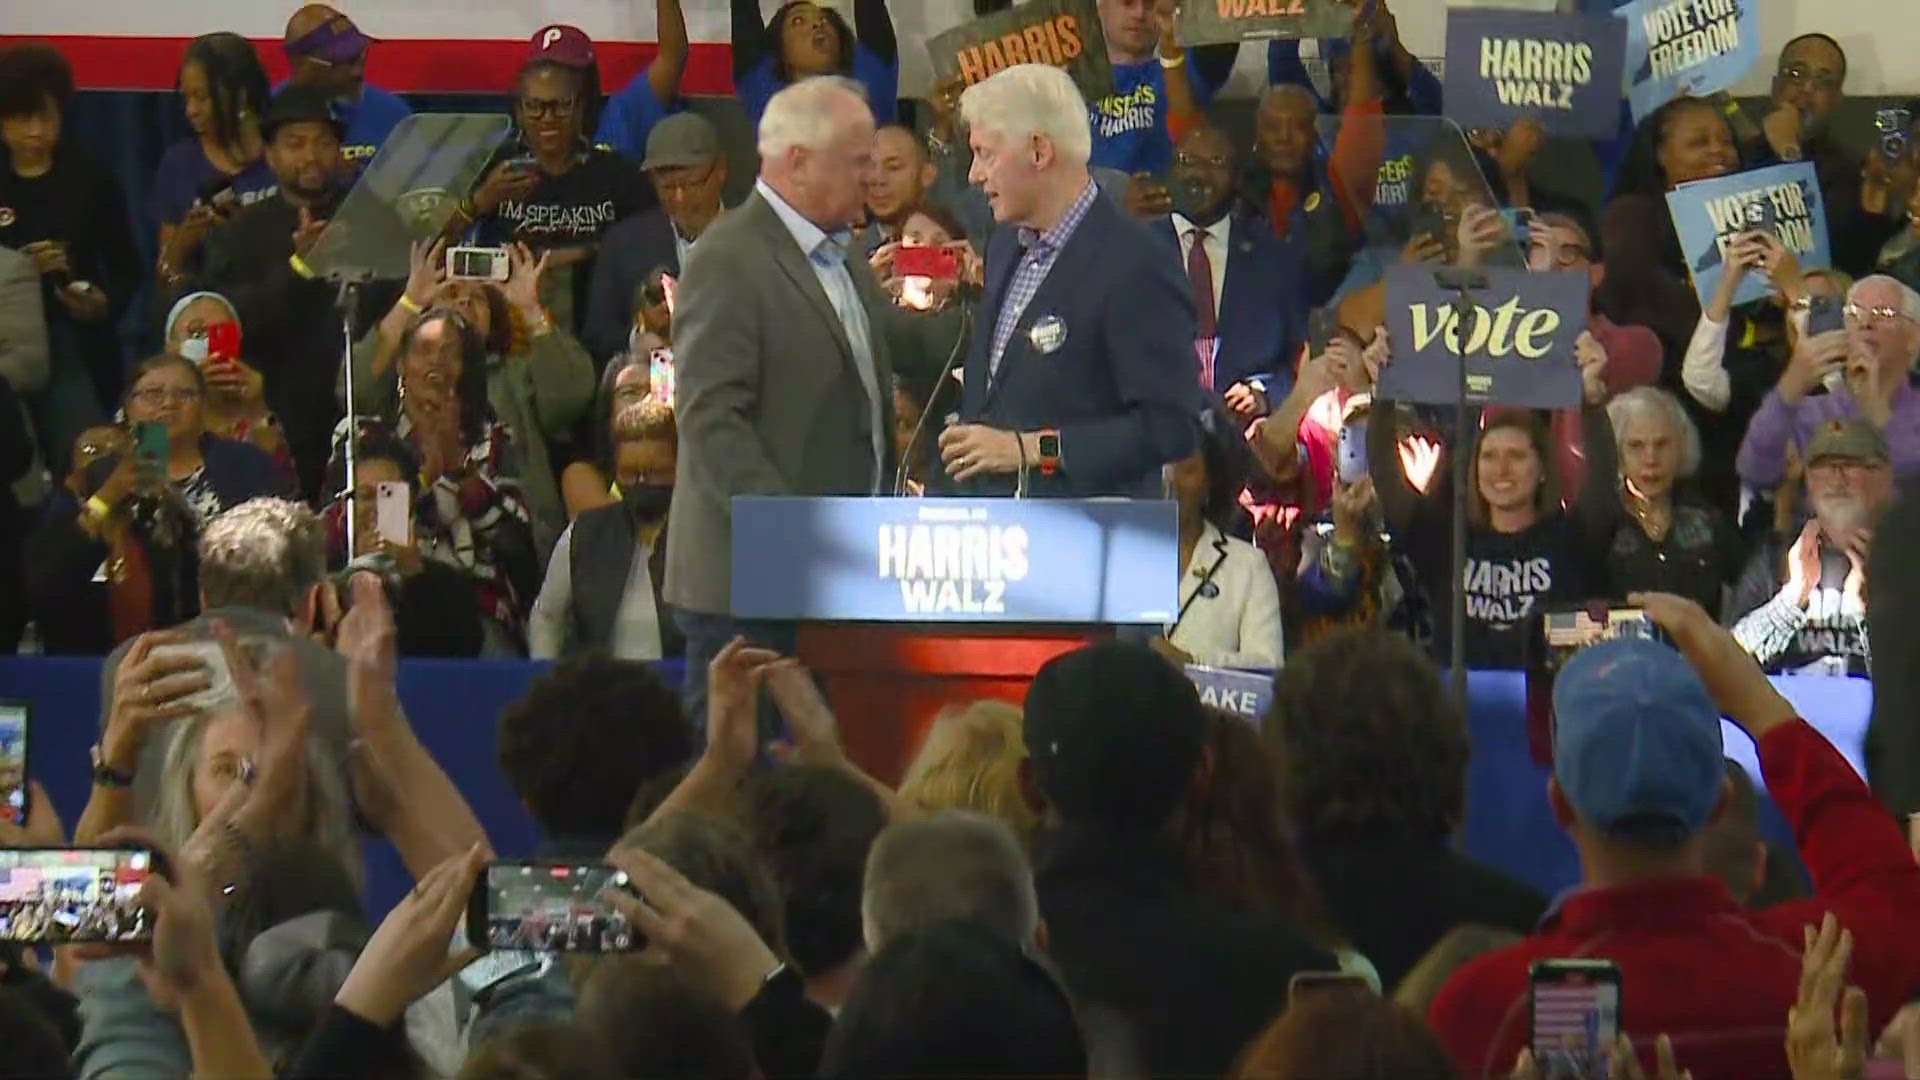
[664,190,909,617]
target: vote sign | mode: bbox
[1379,265,1589,409]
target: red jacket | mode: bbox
[1429,719,1920,1080]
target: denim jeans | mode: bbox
[672,607,798,748]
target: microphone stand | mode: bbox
[1431,266,1488,707]
[330,273,372,554]
[893,292,974,497]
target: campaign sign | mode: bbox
[1378,266,1588,409]
[1175,0,1350,47]
[1617,0,1757,122]
[927,0,1114,103]
[1666,162,1829,308]
[1442,9,1626,139]
[729,496,1178,623]
[1184,664,1274,726]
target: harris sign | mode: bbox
[926,0,1115,102]
[1441,8,1627,139]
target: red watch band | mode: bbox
[1037,429,1061,476]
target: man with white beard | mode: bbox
[1727,417,1894,675]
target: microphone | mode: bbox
[893,299,974,497]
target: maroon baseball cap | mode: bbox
[530,24,595,68]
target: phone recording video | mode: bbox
[0,848,159,944]
[894,244,960,282]
[469,862,642,953]
[0,701,25,825]
[1805,293,1845,337]
[1288,970,1374,1006]
[132,420,169,474]
[1529,958,1621,1079]
[1526,604,1671,765]
[374,481,410,546]
[447,246,511,283]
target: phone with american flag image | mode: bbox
[1529,958,1620,1078]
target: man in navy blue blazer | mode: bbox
[1153,123,1306,425]
[937,64,1198,499]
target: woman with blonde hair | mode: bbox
[896,700,1038,842]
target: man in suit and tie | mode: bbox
[939,64,1198,499]
[581,112,732,365]
[665,77,901,725]
[1156,122,1307,425]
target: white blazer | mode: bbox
[1167,521,1284,670]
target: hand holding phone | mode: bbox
[0,847,162,944]
[1530,958,1621,1078]
[894,244,960,281]
[337,845,487,1027]
[374,481,411,546]
[469,861,644,953]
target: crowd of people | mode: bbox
[0,0,1918,1076]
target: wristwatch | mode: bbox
[90,743,135,788]
[1036,429,1062,477]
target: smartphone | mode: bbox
[1288,970,1373,1006]
[648,347,676,407]
[1875,108,1912,163]
[204,321,242,363]
[895,244,960,281]
[1409,203,1449,248]
[1501,207,1535,246]
[145,640,237,716]
[467,862,644,953]
[1530,958,1621,1078]
[0,700,26,826]
[1526,604,1670,765]
[131,420,168,474]
[447,246,511,282]
[0,848,162,944]
[1307,307,1335,357]
[1337,417,1370,485]
[1806,294,1845,337]
[374,481,410,545]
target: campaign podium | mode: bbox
[730,496,1178,784]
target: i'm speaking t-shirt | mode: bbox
[475,149,654,250]
[1402,506,1589,670]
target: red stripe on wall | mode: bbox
[0,36,735,96]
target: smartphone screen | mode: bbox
[1337,418,1369,485]
[0,701,25,826]
[1526,605,1669,765]
[1806,294,1845,337]
[895,244,960,281]
[1530,959,1621,1077]
[132,420,168,472]
[374,481,410,545]
[468,862,642,953]
[1307,307,1334,357]
[1288,970,1373,1006]
[0,848,158,944]
[648,348,676,407]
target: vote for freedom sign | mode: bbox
[1441,9,1627,139]
[1617,0,1757,122]
[926,0,1114,103]
[1175,0,1351,48]
[1666,162,1831,309]
[1378,265,1589,410]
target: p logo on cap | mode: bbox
[539,26,565,51]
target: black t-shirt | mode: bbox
[1403,505,1589,670]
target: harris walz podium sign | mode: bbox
[1175,0,1351,47]
[926,0,1114,102]
[1378,265,1588,409]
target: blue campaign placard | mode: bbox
[1665,162,1830,309]
[729,497,1179,624]
[1442,8,1627,139]
[1616,0,1758,122]
[1378,265,1589,409]
[1184,664,1273,725]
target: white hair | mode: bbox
[1849,274,1920,323]
[757,75,870,159]
[958,63,1091,168]
[862,811,1038,952]
[1606,386,1702,479]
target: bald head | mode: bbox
[758,76,875,232]
[284,3,368,100]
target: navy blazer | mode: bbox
[581,207,682,366]
[954,191,1199,498]
[1152,211,1305,400]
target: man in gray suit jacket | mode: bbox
[666,76,911,727]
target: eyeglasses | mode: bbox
[1778,64,1842,92]
[130,386,201,406]
[1843,303,1910,325]
[652,165,717,195]
[1809,459,1885,477]
[517,96,577,120]
[1173,152,1230,170]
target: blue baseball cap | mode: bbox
[1552,638,1725,840]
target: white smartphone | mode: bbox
[446,246,510,282]
[374,481,410,545]
[144,640,236,716]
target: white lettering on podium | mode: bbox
[881,522,1030,615]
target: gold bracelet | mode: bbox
[85,495,113,522]
[397,294,424,316]
[289,253,315,279]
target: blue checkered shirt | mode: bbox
[988,180,1100,378]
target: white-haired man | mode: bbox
[937,63,1197,499]
[665,76,930,726]
[1739,273,1920,489]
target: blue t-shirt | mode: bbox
[595,71,679,162]
[735,45,898,133]
[333,84,412,169]
[1088,58,1224,177]
[147,139,279,228]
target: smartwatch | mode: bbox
[1036,429,1061,477]
[90,744,135,788]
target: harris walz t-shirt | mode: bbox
[1403,506,1589,670]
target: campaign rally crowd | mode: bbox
[2,0,1920,1076]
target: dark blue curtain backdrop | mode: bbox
[67,90,513,360]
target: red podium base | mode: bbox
[796,622,1112,786]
